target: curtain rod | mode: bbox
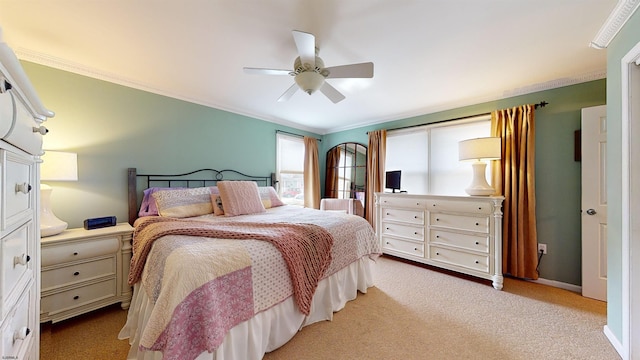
[367,101,548,134]
[275,130,321,142]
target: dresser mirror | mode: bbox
[325,142,367,203]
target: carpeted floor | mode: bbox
[40,255,621,359]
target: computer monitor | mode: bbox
[385,170,401,193]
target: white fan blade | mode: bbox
[292,30,315,68]
[277,83,298,102]
[325,62,374,78]
[320,82,345,103]
[244,67,292,76]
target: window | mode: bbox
[385,115,491,195]
[276,133,304,205]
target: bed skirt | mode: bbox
[118,256,376,360]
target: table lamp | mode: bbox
[40,151,77,237]
[458,137,501,196]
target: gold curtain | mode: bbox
[303,136,320,209]
[325,146,341,198]
[491,105,538,279]
[366,130,386,228]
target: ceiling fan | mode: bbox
[243,30,374,103]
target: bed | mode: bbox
[118,168,381,360]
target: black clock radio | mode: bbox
[83,216,117,230]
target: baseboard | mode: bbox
[528,277,582,293]
[603,325,624,358]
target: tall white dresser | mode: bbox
[0,33,54,359]
[376,193,505,290]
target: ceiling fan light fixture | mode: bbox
[295,71,325,95]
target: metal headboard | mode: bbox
[127,167,276,225]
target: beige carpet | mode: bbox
[40,255,620,359]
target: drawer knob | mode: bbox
[73,252,79,256]
[13,254,30,266]
[414,231,418,235]
[436,252,440,255]
[436,218,440,221]
[73,271,80,276]
[73,295,80,300]
[475,241,479,245]
[386,241,390,244]
[386,212,390,215]
[15,182,32,194]
[13,327,30,342]
[475,260,479,264]
[475,222,479,226]
[436,235,440,238]
[414,247,418,251]
[414,215,418,219]
[386,227,390,230]
[33,126,49,135]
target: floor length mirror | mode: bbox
[325,142,367,206]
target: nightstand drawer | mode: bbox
[1,150,33,231]
[430,246,489,273]
[431,229,489,253]
[381,207,424,225]
[40,278,117,315]
[2,224,32,305]
[41,236,119,267]
[41,257,116,291]
[430,213,489,233]
[426,198,494,215]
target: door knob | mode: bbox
[586,209,597,215]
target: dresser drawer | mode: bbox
[381,207,424,225]
[382,236,424,257]
[1,285,35,359]
[430,229,489,253]
[40,278,117,315]
[429,246,489,273]
[1,150,34,231]
[0,87,13,138]
[42,257,116,292]
[41,236,120,267]
[2,90,44,155]
[378,195,427,210]
[426,198,494,215]
[2,225,32,305]
[430,212,489,233]
[381,221,424,241]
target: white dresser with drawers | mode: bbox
[0,33,54,359]
[375,193,505,289]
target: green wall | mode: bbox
[603,8,640,345]
[26,61,605,289]
[24,62,319,229]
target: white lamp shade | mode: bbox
[41,151,78,181]
[458,137,501,161]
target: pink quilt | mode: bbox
[128,207,380,360]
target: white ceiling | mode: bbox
[0,0,616,134]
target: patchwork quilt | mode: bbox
[129,206,380,360]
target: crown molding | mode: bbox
[590,0,640,49]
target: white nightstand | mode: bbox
[39,223,133,323]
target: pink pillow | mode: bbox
[217,181,266,216]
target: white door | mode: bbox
[581,105,607,301]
